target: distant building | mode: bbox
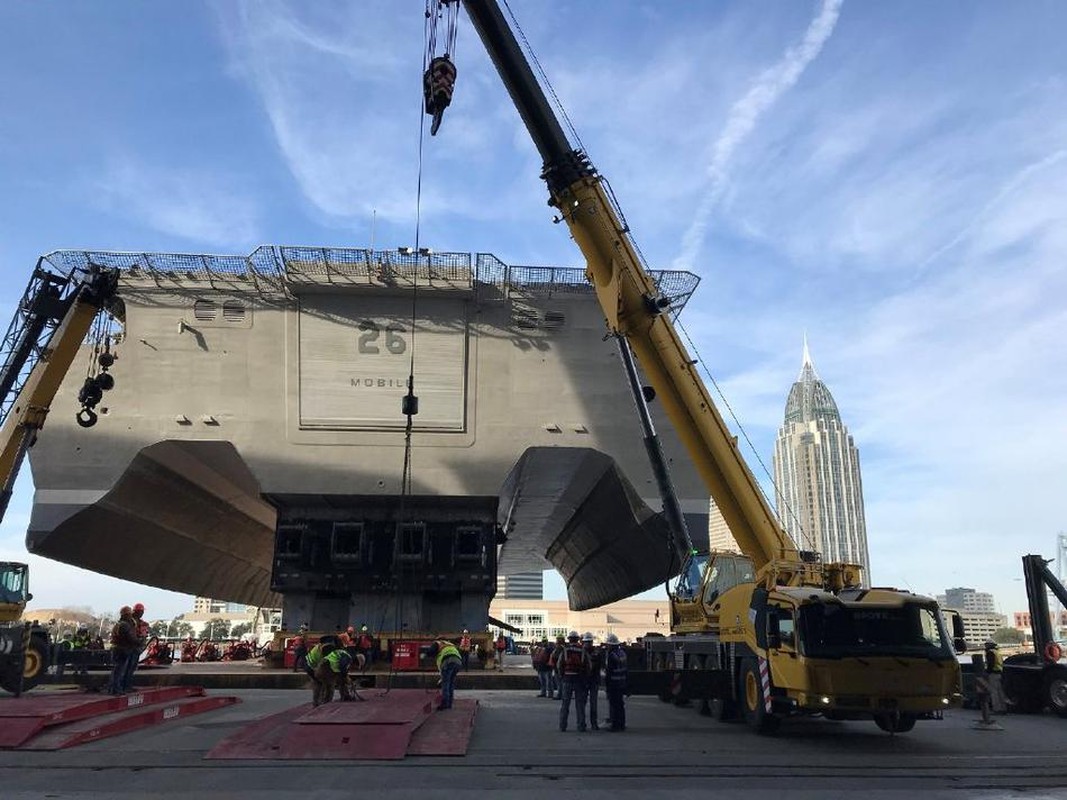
[937,587,996,615]
[488,598,668,644]
[193,597,254,615]
[957,611,1007,648]
[708,498,740,553]
[185,598,280,640]
[1014,610,1067,629]
[773,341,871,583]
[496,572,544,599]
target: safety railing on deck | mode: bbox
[34,246,700,313]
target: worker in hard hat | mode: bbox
[120,602,149,693]
[338,626,354,648]
[458,628,472,670]
[107,606,139,695]
[984,641,1006,713]
[356,625,375,667]
[305,640,333,705]
[429,638,463,710]
[603,633,628,731]
[581,632,603,730]
[314,646,355,706]
[556,631,591,732]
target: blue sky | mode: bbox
[2,1,1065,621]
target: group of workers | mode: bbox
[531,631,629,732]
[106,602,149,695]
[301,637,368,705]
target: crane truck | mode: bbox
[0,261,119,693]
[458,0,965,733]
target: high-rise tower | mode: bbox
[773,341,871,584]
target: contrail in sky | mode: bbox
[675,0,844,270]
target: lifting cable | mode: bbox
[673,319,815,553]
[501,0,813,563]
[423,1,459,136]
[381,1,458,696]
[498,0,695,594]
[75,297,117,430]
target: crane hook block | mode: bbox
[424,55,457,136]
[75,408,98,428]
[77,377,103,408]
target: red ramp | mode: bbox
[0,687,237,750]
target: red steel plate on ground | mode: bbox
[406,698,478,756]
[0,687,205,749]
[204,703,313,760]
[206,689,443,760]
[0,718,46,750]
[295,689,434,725]
[21,695,239,750]
[276,722,415,760]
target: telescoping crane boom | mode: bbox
[458,0,964,733]
[0,261,119,694]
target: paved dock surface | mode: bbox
[1,688,1065,799]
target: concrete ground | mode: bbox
[1,686,1066,799]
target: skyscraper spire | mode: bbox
[798,334,820,381]
[774,340,871,584]
[785,338,837,424]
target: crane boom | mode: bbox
[0,264,119,520]
[462,0,799,576]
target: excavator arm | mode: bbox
[462,0,799,576]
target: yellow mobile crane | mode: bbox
[457,0,964,733]
[0,262,119,694]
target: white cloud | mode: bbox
[675,0,844,269]
[89,157,259,249]
[214,0,552,233]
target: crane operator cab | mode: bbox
[0,562,31,620]
[671,552,755,632]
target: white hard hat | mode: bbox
[605,633,619,644]
[582,631,594,642]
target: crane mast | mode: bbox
[462,0,805,582]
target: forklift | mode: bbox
[1002,554,1067,716]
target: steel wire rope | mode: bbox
[574,170,813,555]
[499,0,689,604]
[672,321,815,553]
[380,1,459,698]
[500,0,586,157]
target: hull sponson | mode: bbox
[498,447,683,610]
[25,248,709,610]
[29,440,279,606]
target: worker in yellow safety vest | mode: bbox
[984,641,1006,713]
[431,639,463,710]
[314,648,354,706]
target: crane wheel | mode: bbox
[740,658,779,734]
[1045,667,1067,717]
[874,712,916,733]
[1,636,49,693]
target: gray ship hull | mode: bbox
[26,248,709,628]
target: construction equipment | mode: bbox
[1002,554,1067,716]
[0,262,120,693]
[458,0,964,733]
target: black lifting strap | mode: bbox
[423,55,457,136]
